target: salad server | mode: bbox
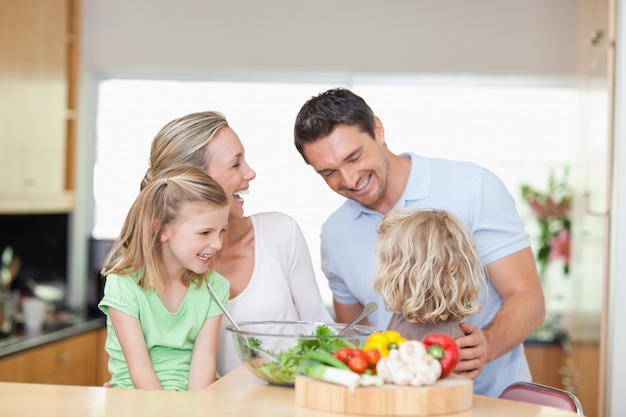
[206,281,279,367]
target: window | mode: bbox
[93,76,579,304]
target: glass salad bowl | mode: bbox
[226,320,377,386]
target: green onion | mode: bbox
[298,358,361,390]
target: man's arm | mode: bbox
[333,300,372,326]
[455,247,545,378]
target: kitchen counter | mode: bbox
[0,364,581,417]
[0,315,105,358]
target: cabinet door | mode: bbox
[525,342,600,417]
[0,0,71,211]
[0,330,99,386]
[96,327,111,386]
[524,344,565,388]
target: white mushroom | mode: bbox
[409,355,441,386]
[376,350,408,384]
[375,357,393,382]
[398,340,427,363]
[391,367,414,385]
[386,349,405,370]
[376,340,443,387]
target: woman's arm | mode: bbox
[108,307,163,390]
[188,315,221,390]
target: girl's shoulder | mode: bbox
[104,271,142,288]
[206,269,229,289]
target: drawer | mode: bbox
[0,331,98,384]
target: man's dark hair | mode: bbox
[294,88,376,162]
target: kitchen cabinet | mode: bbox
[524,343,566,389]
[524,341,600,417]
[0,0,79,213]
[96,327,110,386]
[0,329,99,385]
[569,342,600,417]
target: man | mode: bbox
[293,87,545,397]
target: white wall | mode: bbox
[81,0,577,77]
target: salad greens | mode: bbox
[246,324,359,385]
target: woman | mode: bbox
[143,111,333,376]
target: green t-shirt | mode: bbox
[98,270,229,391]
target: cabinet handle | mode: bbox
[583,191,609,217]
[57,352,72,362]
[589,30,604,45]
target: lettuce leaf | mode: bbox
[251,324,357,385]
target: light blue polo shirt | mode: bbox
[320,152,531,397]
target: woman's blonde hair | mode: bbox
[373,208,486,324]
[102,166,228,295]
[141,111,229,189]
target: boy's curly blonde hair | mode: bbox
[373,208,486,324]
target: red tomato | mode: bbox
[333,347,353,364]
[350,348,367,361]
[347,356,368,374]
[364,348,382,366]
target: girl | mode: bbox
[144,111,333,376]
[98,166,230,390]
[373,207,487,341]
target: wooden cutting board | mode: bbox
[295,374,473,416]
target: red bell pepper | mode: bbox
[422,333,460,378]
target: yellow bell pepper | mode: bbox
[363,330,407,357]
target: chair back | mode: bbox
[499,381,584,415]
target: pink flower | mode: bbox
[525,193,571,220]
[548,228,570,265]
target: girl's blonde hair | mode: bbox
[141,111,229,189]
[102,166,228,295]
[373,208,486,324]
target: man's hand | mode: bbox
[454,322,489,380]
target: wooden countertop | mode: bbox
[0,364,581,417]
